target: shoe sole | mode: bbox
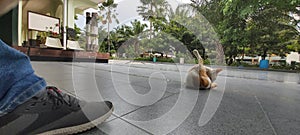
[37,107,114,135]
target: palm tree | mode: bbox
[137,0,170,38]
[130,20,148,53]
[99,0,119,53]
[114,20,148,54]
[168,4,192,23]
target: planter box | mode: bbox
[11,46,109,63]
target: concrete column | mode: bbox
[67,0,75,29]
[63,0,68,50]
[18,0,22,46]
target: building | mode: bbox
[0,0,109,62]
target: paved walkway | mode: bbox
[31,61,300,135]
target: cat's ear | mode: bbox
[216,68,222,74]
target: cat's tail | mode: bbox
[193,49,203,66]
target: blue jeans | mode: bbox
[0,39,46,117]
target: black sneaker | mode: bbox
[0,86,113,135]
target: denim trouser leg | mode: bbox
[0,39,46,117]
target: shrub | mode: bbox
[134,57,175,63]
[192,59,211,65]
[272,62,300,71]
[203,59,211,65]
[231,61,258,67]
[134,57,152,61]
[157,58,174,63]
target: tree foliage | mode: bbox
[192,0,300,60]
[99,0,119,53]
[107,0,299,62]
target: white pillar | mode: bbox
[18,0,22,46]
[67,0,75,29]
[63,0,68,50]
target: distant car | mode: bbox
[140,51,163,58]
[140,51,175,58]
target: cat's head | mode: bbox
[208,68,222,82]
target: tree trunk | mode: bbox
[149,4,153,39]
[107,18,110,53]
[262,48,268,60]
[216,42,225,64]
[202,48,205,59]
[241,46,245,60]
[134,40,138,54]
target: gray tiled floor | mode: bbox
[31,61,300,135]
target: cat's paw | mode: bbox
[211,83,217,89]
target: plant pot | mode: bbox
[29,39,40,47]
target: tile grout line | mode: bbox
[104,113,153,135]
[254,96,278,135]
[110,93,179,135]
[117,92,178,118]
[103,114,119,123]
[118,117,154,135]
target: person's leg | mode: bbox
[86,24,91,51]
[0,39,113,134]
[0,39,46,117]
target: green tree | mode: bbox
[191,0,300,61]
[137,0,170,38]
[241,0,299,59]
[111,20,148,55]
[97,26,109,52]
[99,0,119,53]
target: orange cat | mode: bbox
[185,50,222,90]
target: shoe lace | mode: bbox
[42,86,79,110]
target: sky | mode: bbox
[75,0,192,31]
